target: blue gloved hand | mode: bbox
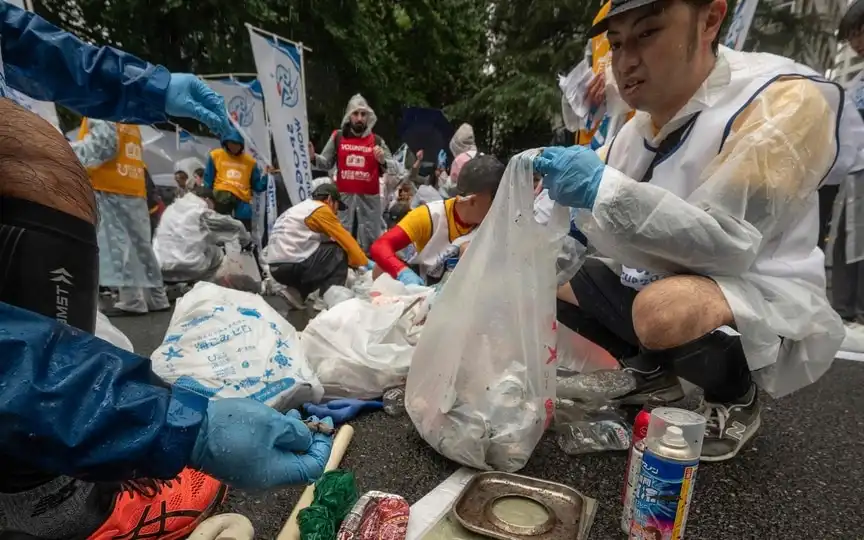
[363,261,376,272]
[166,73,230,136]
[190,399,332,489]
[533,146,605,209]
[303,399,384,424]
[396,268,425,287]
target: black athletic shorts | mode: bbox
[557,257,640,360]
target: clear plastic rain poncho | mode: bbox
[449,123,477,156]
[338,94,387,250]
[70,119,164,289]
[576,48,845,398]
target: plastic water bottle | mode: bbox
[382,387,406,416]
[554,408,631,455]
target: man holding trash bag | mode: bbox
[0,4,333,538]
[536,0,844,462]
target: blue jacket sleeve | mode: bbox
[0,302,207,481]
[203,158,216,189]
[0,2,170,124]
[250,166,267,193]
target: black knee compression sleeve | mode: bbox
[642,327,752,403]
[0,197,98,333]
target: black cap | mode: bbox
[588,0,661,38]
[312,183,347,210]
[839,0,864,40]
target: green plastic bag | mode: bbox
[298,470,359,540]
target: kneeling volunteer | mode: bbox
[534,0,844,462]
[265,184,372,304]
[369,155,505,285]
[154,187,252,283]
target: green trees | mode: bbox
[32,0,831,154]
[33,0,491,147]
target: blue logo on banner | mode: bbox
[275,64,300,108]
[228,95,254,127]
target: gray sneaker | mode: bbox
[618,367,685,406]
[697,385,761,462]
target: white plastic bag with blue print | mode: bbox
[151,282,323,411]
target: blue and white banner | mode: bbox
[205,77,276,246]
[248,25,312,206]
[724,0,759,51]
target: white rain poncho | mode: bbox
[825,95,864,267]
[578,48,845,398]
[70,119,164,289]
[153,192,251,282]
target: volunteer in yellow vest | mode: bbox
[576,0,635,149]
[369,155,505,286]
[264,183,371,308]
[202,127,267,231]
[72,118,170,315]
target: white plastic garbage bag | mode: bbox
[405,150,569,471]
[95,311,134,353]
[152,282,323,411]
[303,274,435,399]
[210,244,262,293]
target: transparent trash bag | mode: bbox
[405,150,569,471]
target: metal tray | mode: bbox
[451,472,584,540]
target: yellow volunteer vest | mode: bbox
[210,148,256,203]
[78,119,146,198]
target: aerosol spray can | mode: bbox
[630,408,706,540]
[620,408,652,533]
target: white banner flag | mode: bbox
[724,0,760,51]
[204,79,272,167]
[247,25,312,206]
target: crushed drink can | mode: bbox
[621,408,652,533]
[630,424,700,540]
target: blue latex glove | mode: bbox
[363,261,376,272]
[396,268,425,287]
[190,399,332,489]
[303,399,384,424]
[533,146,605,209]
[166,73,230,136]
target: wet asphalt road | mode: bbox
[111,304,864,540]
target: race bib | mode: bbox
[620,266,669,291]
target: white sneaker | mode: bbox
[841,321,864,353]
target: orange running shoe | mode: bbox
[87,468,227,540]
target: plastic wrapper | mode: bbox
[405,151,569,471]
[337,491,410,540]
[299,470,359,540]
